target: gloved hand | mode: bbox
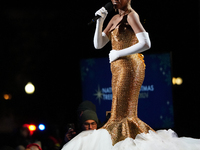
[95,7,108,23]
[109,50,119,63]
[109,32,151,63]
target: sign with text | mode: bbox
[80,53,174,129]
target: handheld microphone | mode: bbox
[88,2,113,25]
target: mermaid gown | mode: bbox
[62,15,200,150]
[101,15,153,145]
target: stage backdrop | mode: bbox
[80,53,174,129]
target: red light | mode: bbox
[23,124,29,128]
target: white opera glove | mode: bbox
[93,7,110,49]
[109,32,151,63]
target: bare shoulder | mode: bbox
[127,10,140,22]
[127,10,145,33]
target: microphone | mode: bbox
[88,2,113,25]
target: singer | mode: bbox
[62,0,200,149]
[94,0,154,145]
[94,0,153,145]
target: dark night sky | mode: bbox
[0,0,200,138]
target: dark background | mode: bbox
[0,0,199,143]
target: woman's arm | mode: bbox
[109,12,151,63]
[93,8,115,49]
[93,7,109,49]
[127,12,146,34]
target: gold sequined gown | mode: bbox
[61,14,200,150]
[101,14,153,145]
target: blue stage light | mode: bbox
[38,124,45,131]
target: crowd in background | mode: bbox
[0,101,109,150]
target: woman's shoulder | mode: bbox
[127,10,139,19]
[127,9,140,24]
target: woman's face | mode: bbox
[111,0,130,9]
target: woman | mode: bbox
[94,0,153,146]
[62,0,200,149]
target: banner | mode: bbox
[80,53,174,129]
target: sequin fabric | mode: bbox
[101,14,154,145]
